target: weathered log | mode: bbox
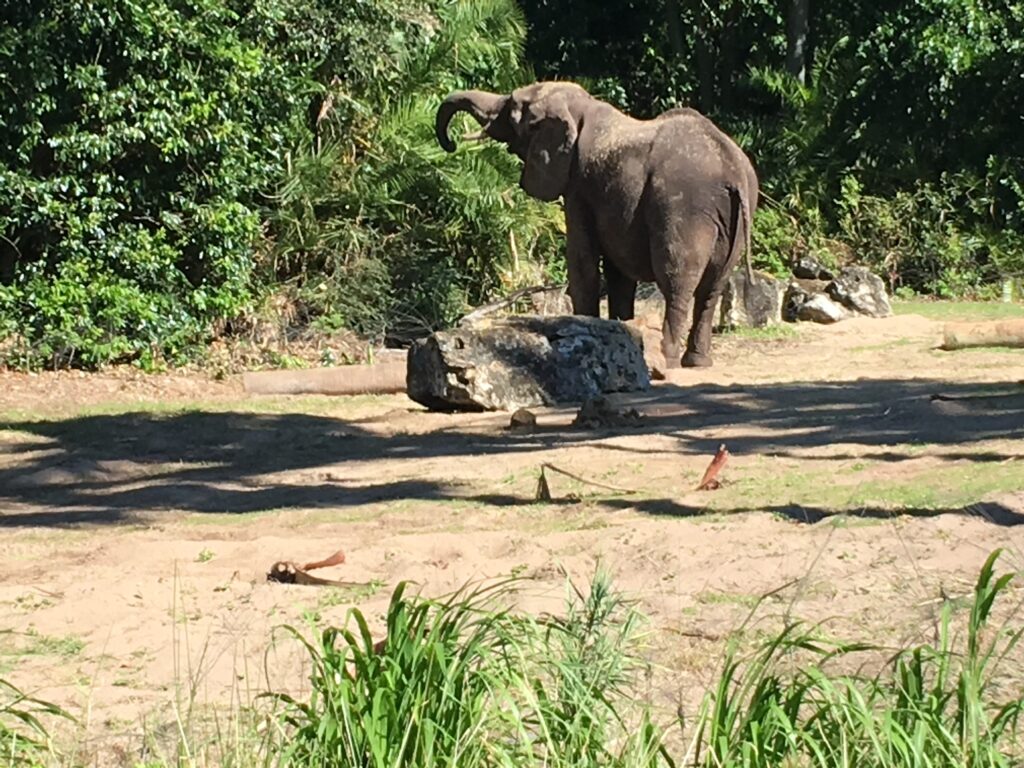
[940,319,1024,350]
[242,362,407,396]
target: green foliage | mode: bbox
[265,0,564,343]
[0,0,562,367]
[0,676,72,766]
[692,548,1024,767]
[0,0,298,368]
[269,570,669,767]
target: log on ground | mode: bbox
[940,319,1024,350]
[242,361,407,395]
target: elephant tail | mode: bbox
[726,184,755,284]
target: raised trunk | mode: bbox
[435,90,507,152]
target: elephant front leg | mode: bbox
[604,256,637,320]
[564,197,601,316]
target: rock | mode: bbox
[783,280,829,322]
[792,256,836,281]
[718,269,787,329]
[508,408,537,432]
[796,293,847,324]
[826,266,893,318]
[406,315,650,412]
[528,287,573,315]
[572,396,644,429]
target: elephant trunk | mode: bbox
[435,90,507,153]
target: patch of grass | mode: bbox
[195,548,215,563]
[894,298,1024,322]
[268,570,668,767]
[717,323,800,341]
[0,677,73,766]
[0,392,406,425]
[13,629,86,658]
[726,450,1023,516]
[694,548,1024,767]
[696,590,760,608]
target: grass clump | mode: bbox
[269,569,669,768]
[691,548,1024,767]
[0,677,71,767]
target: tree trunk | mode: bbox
[687,0,715,112]
[666,0,684,58]
[786,0,810,85]
[718,0,741,111]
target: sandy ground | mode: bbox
[2,309,1024,764]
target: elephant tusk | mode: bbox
[461,130,489,142]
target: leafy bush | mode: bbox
[0,0,303,368]
[0,0,563,367]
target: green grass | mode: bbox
[723,451,1024,516]
[716,323,800,341]
[893,298,1024,322]
[11,552,1024,767]
[0,677,72,767]
[1,629,85,660]
[693,548,1024,768]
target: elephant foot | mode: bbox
[681,350,713,368]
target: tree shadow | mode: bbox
[1,378,1022,527]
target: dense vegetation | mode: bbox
[1,0,1021,368]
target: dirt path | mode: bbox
[1,308,1023,764]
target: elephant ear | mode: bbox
[521,98,578,202]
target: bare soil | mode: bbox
[2,308,1024,764]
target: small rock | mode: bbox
[719,269,787,329]
[797,293,847,324]
[792,256,836,281]
[573,396,644,429]
[528,287,574,315]
[826,266,893,318]
[509,408,537,431]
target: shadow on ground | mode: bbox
[2,378,1022,527]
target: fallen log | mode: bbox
[940,319,1024,350]
[242,361,407,396]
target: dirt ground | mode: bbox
[2,306,1024,764]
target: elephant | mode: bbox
[435,81,758,368]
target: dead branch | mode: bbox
[541,462,638,494]
[696,444,730,490]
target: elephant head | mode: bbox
[435,83,587,202]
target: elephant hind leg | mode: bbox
[682,269,726,367]
[650,219,718,368]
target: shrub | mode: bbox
[0,0,303,368]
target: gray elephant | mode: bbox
[435,81,758,368]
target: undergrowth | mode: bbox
[10,550,1023,767]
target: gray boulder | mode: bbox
[719,269,787,329]
[792,256,836,281]
[406,315,650,412]
[797,293,847,324]
[826,266,893,317]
